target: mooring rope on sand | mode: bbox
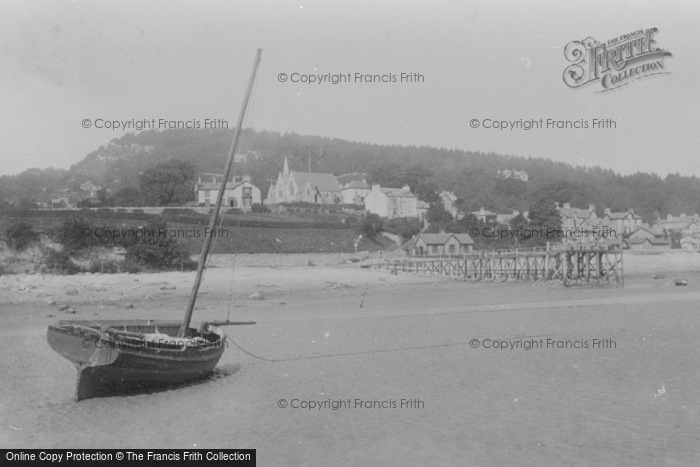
[224,333,557,363]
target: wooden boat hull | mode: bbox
[47,320,226,401]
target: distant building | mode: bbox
[496,210,524,224]
[416,200,430,220]
[680,234,700,250]
[601,208,644,234]
[409,232,475,256]
[471,207,497,223]
[624,237,671,250]
[194,174,261,211]
[440,191,459,218]
[234,150,262,164]
[337,174,371,205]
[80,181,101,199]
[653,213,700,234]
[497,169,529,182]
[628,226,666,241]
[364,184,418,219]
[266,156,341,205]
[336,173,369,186]
[51,197,73,208]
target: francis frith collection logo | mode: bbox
[563,27,672,92]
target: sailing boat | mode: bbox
[46,49,262,401]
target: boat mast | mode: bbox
[180,48,262,336]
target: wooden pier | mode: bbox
[372,248,623,286]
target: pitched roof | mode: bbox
[654,218,700,231]
[451,233,475,245]
[196,180,254,191]
[416,233,474,245]
[557,206,595,219]
[342,180,370,189]
[416,233,453,245]
[605,210,642,220]
[472,209,497,216]
[440,191,457,202]
[625,237,670,246]
[292,171,341,192]
[630,226,664,237]
[336,173,368,185]
[381,187,416,198]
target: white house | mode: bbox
[440,191,459,218]
[266,156,342,205]
[364,184,418,219]
[337,174,371,205]
[195,174,261,211]
[471,206,498,223]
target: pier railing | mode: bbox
[371,247,623,286]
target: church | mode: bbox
[265,156,342,205]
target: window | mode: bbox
[242,187,252,207]
[448,244,456,254]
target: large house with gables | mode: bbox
[556,203,600,231]
[195,173,261,211]
[364,184,418,219]
[600,208,644,234]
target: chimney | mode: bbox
[402,184,411,193]
[604,208,611,215]
[563,203,571,209]
[629,208,634,214]
[667,214,673,221]
[372,184,381,192]
[480,207,485,214]
[589,204,595,212]
[681,212,686,218]
[555,202,559,209]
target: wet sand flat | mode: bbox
[1,259,699,465]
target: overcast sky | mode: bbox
[1,0,698,177]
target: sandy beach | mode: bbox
[1,251,699,465]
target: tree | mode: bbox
[5,221,39,251]
[110,187,143,207]
[53,217,95,252]
[527,200,562,246]
[125,217,196,270]
[384,217,422,240]
[426,204,453,227]
[140,159,195,206]
[360,213,384,240]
